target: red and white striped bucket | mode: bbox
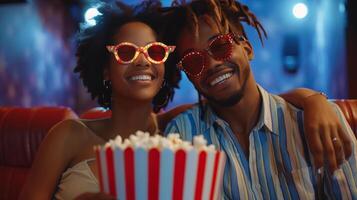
[94,146,226,200]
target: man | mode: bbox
[164,0,357,199]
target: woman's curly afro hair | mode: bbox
[74,1,181,112]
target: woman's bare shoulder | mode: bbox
[35,119,107,167]
[44,119,100,151]
[48,119,91,138]
[19,120,100,199]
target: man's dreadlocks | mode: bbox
[160,0,267,116]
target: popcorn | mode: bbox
[106,131,216,152]
[193,134,207,149]
[94,131,226,200]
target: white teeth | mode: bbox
[130,75,152,81]
[210,73,233,86]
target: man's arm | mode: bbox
[158,104,193,131]
[321,103,357,199]
[279,88,324,108]
[164,110,197,142]
[164,116,191,141]
[164,120,180,136]
[279,88,352,172]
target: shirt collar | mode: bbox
[254,85,276,134]
[202,84,278,135]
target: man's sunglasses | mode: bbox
[107,42,176,65]
[177,33,245,77]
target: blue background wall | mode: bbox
[0,3,78,108]
[0,0,348,112]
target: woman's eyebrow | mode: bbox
[145,41,157,45]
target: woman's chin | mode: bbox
[129,92,157,103]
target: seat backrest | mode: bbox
[79,104,194,130]
[0,107,77,200]
[79,107,112,119]
[81,100,357,137]
[0,100,352,199]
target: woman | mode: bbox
[20,2,178,199]
[20,1,351,199]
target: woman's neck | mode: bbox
[108,99,156,139]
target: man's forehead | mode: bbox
[177,19,221,54]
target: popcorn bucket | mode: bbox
[94,145,226,200]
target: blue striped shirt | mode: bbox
[165,85,357,199]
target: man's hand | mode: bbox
[303,94,352,173]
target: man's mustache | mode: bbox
[205,61,240,78]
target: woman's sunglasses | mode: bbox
[107,42,176,65]
[177,33,245,77]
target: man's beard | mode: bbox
[200,68,250,107]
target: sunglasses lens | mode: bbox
[210,36,232,60]
[148,44,166,62]
[117,45,136,62]
[182,53,204,76]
